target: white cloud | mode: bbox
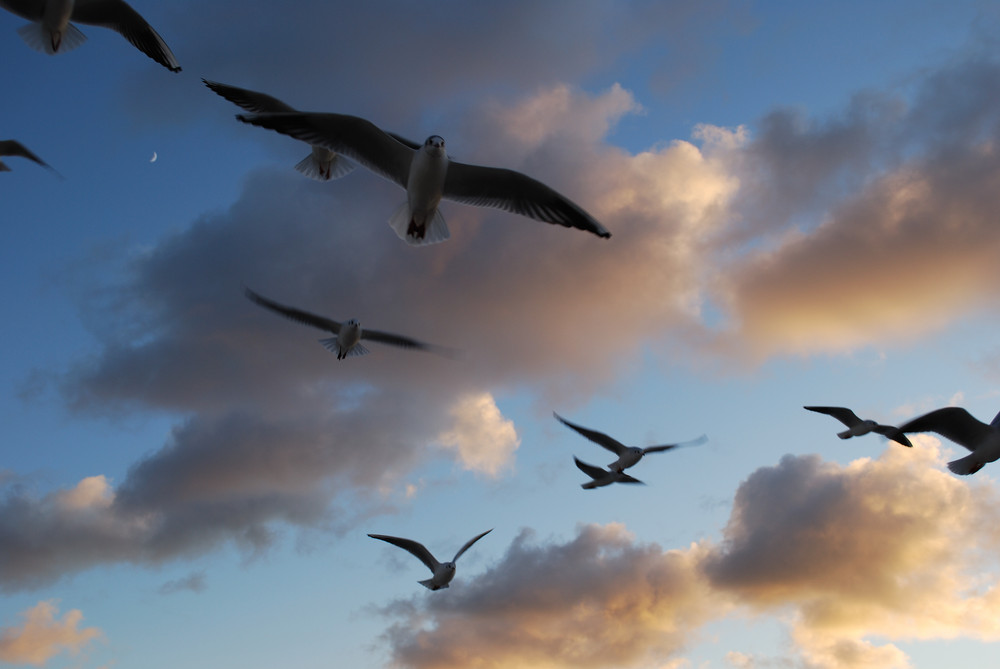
[437,393,520,477]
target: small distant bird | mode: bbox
[243,286,445,360]
[203,79,421,182]
[898,406,1000,475]
[236,109,611,246]
[0,139,59,175]
[804,406,912,447]
[368,529,492,590]
[574,457,644,489]
[554,412,706,472]
[1,0,181,72]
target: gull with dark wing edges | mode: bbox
[0,139,59,175]
[368,529,492,590]
[574,457,644,489]
[235,108,612,245]
[1,0,181,72]
[555,412,706,473]
[804,406,912,447]
[203,79,421,182]
[898,406,1000,475]
[244,286,446,360]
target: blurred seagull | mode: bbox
[555,412,706,472]
[235,109,612,245]
[0,139,60,175]
[368,529,492,590]
[804,406,912,447]
[203,79,420,182]
[574,457,644,489]
[898,406,1000,475]
[244,286,446,360]
[1,0,181,72]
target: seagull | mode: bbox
[235,109,612,246]
[203,79,421,182]
[244,286,448,360]
[368,529,492,590]
[898,406,1000,475]
[0,139,60,175]
[804,406,912,447]
[554,412,706,472]
[574,457,644,489]
[1,0,181,72]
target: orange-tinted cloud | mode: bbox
[0,601,102,666]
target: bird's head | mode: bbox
[424,135,446,154]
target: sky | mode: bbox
[3,1,1000,667]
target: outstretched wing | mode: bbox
[555,413,628,455]
[452,529,492,562]
[871,425,913,448]
[368,534,439,572]
[898,407,990,451]
[642,434,708,455]
[71,0,181,72]
[804,406,863,428]
[443,162,610,239]
[360,327,440,354]
[203,79,298,113]
[244,286,341,334]
[574,457,609,480]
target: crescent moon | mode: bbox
[150,151,158,163]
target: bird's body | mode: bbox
[0,139,58,174]
[574,457,644,489]
[243,286,443,360]
[235,110,611,246]
[368,529,492,590]
[899,406,1000,475]
[555,412,706,473]
[1,0,181,71]
[804,406,912,447]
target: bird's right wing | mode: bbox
[898,407,989,451]
[236,112,414,187]
[0,140,49,167]
[617,472,645,485]
[368,534,439,571]
[555,413,628,455]
[573,457,608,479]
[203,79,297,113]
[71,0,181,72]
[243,286,340,334]
[643,434,708,454]
[452,529,492,562]
[803,406,861,428]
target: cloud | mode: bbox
[437,392,520,477]
[0,601,102,666]
[158,570,207,595]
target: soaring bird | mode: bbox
[203,79,420,182]
[574,457,644,490]
[368,529,492,590]
[0,139,59,175]
[555,412,706,473]
[244,286,445,360]
[235,109,611,245]
[898,406,1000,475]
[804,406,912,447]
[1,0,181,72]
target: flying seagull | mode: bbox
[203,79,421,182]
[0,139,59,175]
[244,286,446,360]
[235,109,612,245]
[574,457,644,489]
[898,406,1000,475]
[555,412,706,472]
[804,406,912,447]
[1,0,181,72]
[368,529,492,590]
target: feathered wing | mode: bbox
[803,406,863,428]
[203,79,297,113]
[70,0,181,72]
[0,140,50,167]
[452,529,492,562]
[368,534,440,573]
[554,413,628,455]
[898,407,990,451]
[616,472,645,485]
[871,425,913,448]
[574,457,610,480]
[642,434,708,455]
[442,162,610,238]
[236,112,414,186]
[243,286,341,334]
[360,327,438,353]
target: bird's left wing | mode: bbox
[452,529,492,562]
[71,0,181,72]
[871,425,913,448]
[443,163,610,238]
[244,287,341,334]
[803,406,862,428]
[555,413,628,455]
[203,79,297,113]
[360,327,439,352]
[643,434,708,454]
[368,534,439,572]
[898,407,989,451]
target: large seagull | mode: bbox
[1,0,181,72]
[898,406,1000,475]
[235,107,612,245]
[368,529,492,591]
[555,412,706,473]
[804,406,912,447]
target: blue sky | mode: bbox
[4,1,1000,668]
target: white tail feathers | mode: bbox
[17,22,86,55]
[418,578,446,590]
[294,151,355,181]
[947,453,985,476]
[319,338,369,358]
[388,202,450,246]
